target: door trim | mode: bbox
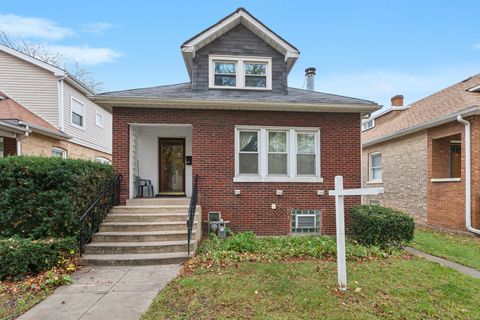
[158,138,186,196]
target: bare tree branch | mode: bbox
[0,31,103,93]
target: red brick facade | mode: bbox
[113,107,362,235]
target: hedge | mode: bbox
[349,205,415,247]
[0,156,114,239]
[0,237,77,280]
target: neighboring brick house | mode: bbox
[0,44,112,162]
[93,8,378,235]
[362,74,480,235]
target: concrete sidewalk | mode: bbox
[405,247,480,278]
[19,264,181,320]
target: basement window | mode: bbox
[291,209,320,234]
[209,55,272,90]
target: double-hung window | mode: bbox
[238,131,259,174]
[235,127,321,182]
[368,152,382,183]
[209,55,272,90]
[71,97,85,129]
[95,111,104,128]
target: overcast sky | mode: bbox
[2,1,480,111]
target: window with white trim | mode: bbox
[235,127,321,182]
[94,156,111,165]
[95,111,104,128]
[0,137,4,157]
[51,147,67,159]
[71,97,85,128]
[209,55,272,90]
[368,152,382,182]
[361,119,375,131]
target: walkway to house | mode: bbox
[405,247,480,279]
[19,264,181,320]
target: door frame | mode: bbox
[158,137,186,196]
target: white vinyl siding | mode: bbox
[0,51,59,127]
[63,83,112,154]
[234,126,322,183]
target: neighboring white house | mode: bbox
[0,44,112,161]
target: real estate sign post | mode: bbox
[329,175,384,291]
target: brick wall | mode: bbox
[3,137,17,156]
[113,108,362,235]
[21,133,112,160]
[362,131,428,223]
[427,122,465,229]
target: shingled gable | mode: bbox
[181,7,300,79]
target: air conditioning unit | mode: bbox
[295,214,316,229]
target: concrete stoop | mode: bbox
[81,198,202,266]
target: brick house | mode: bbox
[362,74,480,235]
[0,44,112,162]
[93,8,378,236]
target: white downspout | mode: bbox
[457,115,480,235]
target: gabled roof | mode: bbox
[94,82,378,113]
[181,7,300,79]
[0,43,94,95]
[363,74,480,146]
[0,91,71,139]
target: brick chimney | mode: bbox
[391,95,404,107]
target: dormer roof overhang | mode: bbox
[180,7,300,79]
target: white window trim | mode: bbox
[70,97,86,130]
[234,126,322,183]
[368,152,382,183]
[431,178,461,183]
[95,111,104,128]
[94,156,111,164]
[209,55,272,90]
[362,119,375,132]
[295,214,317,229]
[51,147,67,159]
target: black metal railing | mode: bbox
[79,175,122,255]
[187,174,199,255]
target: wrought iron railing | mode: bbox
[187,174,199,255]
[79,175,122,255]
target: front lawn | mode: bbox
[411,227,480,270]
[142,258,480,320]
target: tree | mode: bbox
[0,31,103,93]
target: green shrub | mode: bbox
[349,205,415,247]
[0,156,114,239]
[197,232,400,262]
[0,237,77,280]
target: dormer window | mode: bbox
[209,55,272,90]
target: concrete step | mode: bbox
[126,198,190,206]
[111,205,199,214]
[84,240,196,254]
[81,252,191,266]
[99,221,196,232]
[105,212,195,223]
[91,230,195,242]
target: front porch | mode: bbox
[129,124,193,199]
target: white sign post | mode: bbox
[328,175,384,291]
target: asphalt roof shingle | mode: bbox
[363,74,480,144]
[99,82,377,106]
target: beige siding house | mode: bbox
[0,44,111,161]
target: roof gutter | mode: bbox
[90,96,379,114]
[363,105,480,147]
[18,121,72,140]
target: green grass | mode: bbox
[411,228,480,270]
[142,258,480,320]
